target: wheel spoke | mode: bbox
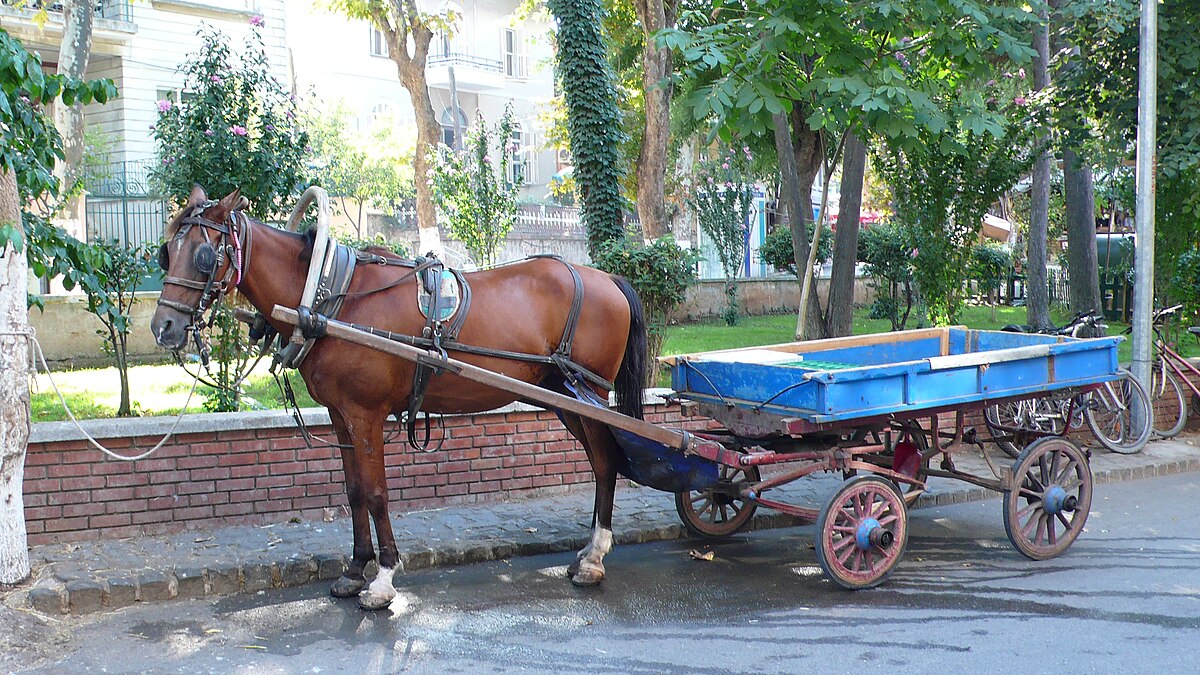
[1056,511,1074,531]
[1034,512,1048,545]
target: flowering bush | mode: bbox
[150,24,309,220]
[687,145,755,325]
[427,105,522,266]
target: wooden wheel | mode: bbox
[1003,437,1092,560]
[675,463,761,538]
[816,476,908,590]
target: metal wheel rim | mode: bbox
[1084,372,1152,454]
[1003,437,1092,560]
[816,476,908,589]
[1151,369,1187,439]
[675,463,760,538]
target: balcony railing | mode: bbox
[0,1,132,23]
[428,52,504,74]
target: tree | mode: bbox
[825,132,867,336]
[665,0,1038,337]
[547,0,628,257]
[428,107,523,266]
[688,146,754,324]
[53,0,95,199]
[86,241,158,416]
[0,27,114,585]
[1026,5,1053,331]
[632,0,678,240]
[329,0,457,255]
[151,23,310,411]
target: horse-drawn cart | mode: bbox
[271,304,1121,590]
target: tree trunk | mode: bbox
[1063,148,1101,315]
[1026,10,1052,331]
[54,0,95,198]
[823,132,866,337]
[782,108,826,340]
[378,1,442,255]
[632,0,677,241]
[0,167,30,585]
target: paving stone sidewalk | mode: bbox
[11,436,1200,616]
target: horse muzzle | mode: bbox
[150,308,191,351]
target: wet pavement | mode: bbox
[5,434,1199,619]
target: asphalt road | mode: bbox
[9,471,1200,674]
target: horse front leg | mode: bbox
[562,415,620,587]
[347,412,401,611]
[329,412,374,599]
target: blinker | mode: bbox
[194,243,218,276]
[157,243,170,271]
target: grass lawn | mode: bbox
[30,304,1196,422]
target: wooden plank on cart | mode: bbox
[271,305,691,451]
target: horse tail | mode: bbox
[612,275,646,421]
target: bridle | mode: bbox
[156,200,252,360]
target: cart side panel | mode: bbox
[672,361,820,411]
[790,335,946,368]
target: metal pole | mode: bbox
[448,66,462,152]
[1131,0,1157,389]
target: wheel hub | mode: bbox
[855,518,893,550]
[1043,484,1076,514]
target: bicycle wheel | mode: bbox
[1084,371,1152,454]
[984,394,1072,458]
[1151,367,1187,439]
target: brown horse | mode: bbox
[151,187,646,610]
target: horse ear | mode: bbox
[218,189,242,211]
[234,195,249,212]
[188,185,207,206]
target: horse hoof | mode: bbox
[358,589,396,611]
[569,566,604,587]
[330,575,366,598]
[566,559,581,577]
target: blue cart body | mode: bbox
[670,327,1121,424]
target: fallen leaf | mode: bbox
[194,536,213,544]
[241,645,267,651]
[524,528,538,533]
[688,549,715,561]
[204,629,223,635]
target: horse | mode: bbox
[151,186,647,610]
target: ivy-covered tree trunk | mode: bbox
[1064,148,1102,315]
[549,0,627,257]
[1026,9,1052,331]
[54,0,95,198]
[633,0,677,241]
[824,132,866,337]
[773,110,826,340]
[0,167,30,585]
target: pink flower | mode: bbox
[204,129,214,136]
[229,125,248,136]
[483,154,492,163]
[1003,72,1014,79]
[1014,96,1027,106]
[249,14,265,27]
[210,75,222,83]
[1018,67,1026,78]
[910,248,919,258]
[721,162,729,170]
[156,99,173,113]
[986,79,996,87]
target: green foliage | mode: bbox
[428,106,522,266]
[591,235,699,368]
[858,222,917,331]
[336,232,408,257]
[149,25,310,220]
[87,241,158,416]
[878,101,1041,325]
[758,221,833,275]
[687,146,754,324]
[0,28,116,203]
[547,0,628,256]
[969,242,1015,294]
[308,103,415,235]
[1169,245,1200,328]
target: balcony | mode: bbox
[426,52,506,92]
[0,1,136,57]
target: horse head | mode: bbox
[151,185,248,351]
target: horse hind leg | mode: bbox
[561,414,620,587]
[346,411,402,611]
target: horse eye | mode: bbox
[194,243,217,275]
[158,243,170,271]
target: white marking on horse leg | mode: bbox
[359,565,398,610]
[571,526,613,586]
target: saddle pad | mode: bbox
[417,269,462,322]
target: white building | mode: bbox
[0,0,559,247]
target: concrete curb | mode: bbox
[14,437,1200,616]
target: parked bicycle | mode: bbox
[1136,304,1200,439]
[984,310,1152,455]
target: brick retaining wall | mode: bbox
[23,398,708,546]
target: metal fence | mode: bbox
[0,1,131,22]
[82,159,169,249]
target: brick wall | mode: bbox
[23,399,707,546]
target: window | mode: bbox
[507,124,536,185]
[156,88,196,108]
[503,28,528,79]
[368,102,395,129]
[369,26,389,57]
[440,106,467,148]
